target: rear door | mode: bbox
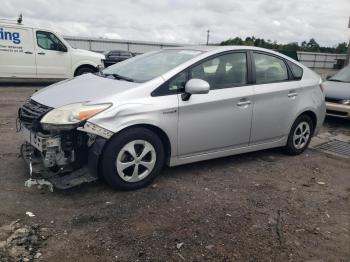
[0,25,36,78]
[34,30,71,78]
[250,51,301,144]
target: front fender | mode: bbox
[89,102,179,157]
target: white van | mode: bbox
[0,19,105,82]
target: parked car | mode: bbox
[323,66,350,118]
[0,19,105,82]
[18,46,326,190]
[103,50,133,67]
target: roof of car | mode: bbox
[165,45,281,53]
[165,45,300,62]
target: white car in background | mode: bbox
[0,19,105,82]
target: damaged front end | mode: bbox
[18,99,111,190]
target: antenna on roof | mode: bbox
[17,14,22,24]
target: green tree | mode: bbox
[335,42,348,53]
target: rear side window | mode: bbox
[286,60,303,80]
[253,53,288,84]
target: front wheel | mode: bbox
[101,127,165,190]
[284,115,314,155]
[75,66,96,76]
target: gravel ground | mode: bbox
[0,86,349,261]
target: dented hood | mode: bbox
[31,73,139,108]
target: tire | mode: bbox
[101,127,165,190]
[284,114,314,155]
[75,66,96,76]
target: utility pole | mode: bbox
[346,17,350,66]
[206,30,210,46]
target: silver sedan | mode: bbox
[18,46,326,190]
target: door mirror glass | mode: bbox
[185,79,210,94]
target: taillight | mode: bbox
[319,83,324,93]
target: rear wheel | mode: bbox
[284,115,314,155]
[101,127,165,190]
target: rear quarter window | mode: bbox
[287,60,303,80]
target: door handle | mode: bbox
[288,92,298,98]
[37,52,45,55]
[24,51,33,54]
[237,100,251,107]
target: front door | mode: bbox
[34,30,71,78]
[178,52,253,156]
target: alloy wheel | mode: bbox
[293,121,310,150]
[116,140,156,182]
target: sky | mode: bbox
[1,0,349,46]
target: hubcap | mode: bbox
[293,121,310,150]
[116,140,156,182]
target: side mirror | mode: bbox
[182,79,210,101]
[185,79,210,94]
[326,75,331,80]
[58,44,67,52]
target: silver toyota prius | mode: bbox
[18,46,326,190]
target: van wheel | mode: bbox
[101,127,165,190]
[284,115,314,155]
[75,66,96,76]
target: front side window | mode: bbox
[103,49,202,83]
[189,52,247,90]
[253,53,288,84]
[36,31,65,51]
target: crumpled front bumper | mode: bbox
[20,124,108,190]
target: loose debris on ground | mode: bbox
[0,220,50,261]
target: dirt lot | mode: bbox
[0,86,349,262]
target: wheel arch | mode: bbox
[74,64,98,76]
[294,110,317,134]
[107,124,172,163]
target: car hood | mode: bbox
[323,80,350,100]
[31,73,139,108]
[73,48,105,60]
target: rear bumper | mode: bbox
[326,102,350,119]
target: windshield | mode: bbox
[102,49,202,82]
[329,66,350,83]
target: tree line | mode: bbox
[220,37,348,53]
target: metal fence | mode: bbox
[297,51,346,69]
[63,36,347,70]
[64,36,185,54]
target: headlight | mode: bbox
[40,102,112,127]
[340,99,350,105]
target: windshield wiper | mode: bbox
[105,73,135,82]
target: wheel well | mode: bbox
[298,111,317,132]
[74,64,97,76]
[116,124,172,161]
